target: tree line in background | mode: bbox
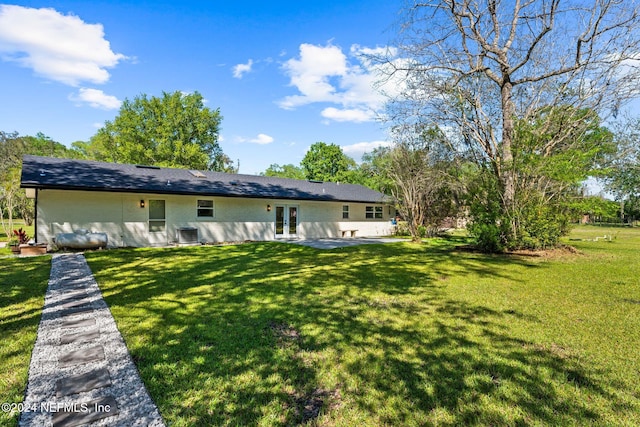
[2,96,638,251]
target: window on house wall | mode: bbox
[342,205,349,219]
[366,206,383,219]
[197,200,214,218]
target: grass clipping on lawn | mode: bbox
[85,227,640,426]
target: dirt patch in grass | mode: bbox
[290,387,342,424]
[524,342,575,360]
[269,321,302,347]
[268,322,342,423]
[455,244,582,259]
[507,245,582,259]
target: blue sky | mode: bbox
[0,1,402,174]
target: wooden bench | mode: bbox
[340,229,358,237]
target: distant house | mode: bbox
[20,155,393,248]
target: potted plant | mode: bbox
[9,228,29,254]
[8,236,20,254]
[12,228,47,256]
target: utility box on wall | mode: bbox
[177,227,199,245]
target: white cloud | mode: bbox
[0,5,126,86]
[232,59,254,79]
[342,140,392,160]
[70,88,121,110]
[279,43,348,109]
[278,43,394,123]
[321,107,376,123]
[236,133,274,144]
[250,133,274,144]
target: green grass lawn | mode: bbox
[0,256,50,427]
[0,221,34,242]
[81,226,640,426]
[0,221,36,258]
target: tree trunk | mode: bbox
[500,79,517,242]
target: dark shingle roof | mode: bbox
[21,155,388,204]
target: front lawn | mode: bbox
[85,226,640,426]
[0,256,50,427]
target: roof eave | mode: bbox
[23,183,389,204]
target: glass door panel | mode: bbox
[149,200,166,231]
[288,206,298,235]
[148,199,167,245]
[275,206,285,236]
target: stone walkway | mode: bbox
[19,253,164,427]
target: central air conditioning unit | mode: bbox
[177,227,199,245]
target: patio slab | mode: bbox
[290,237,407,249]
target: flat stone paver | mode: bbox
[60,299,91,310]
[58,345,105,367]
[51,395,119,427]
[59,329,100,345]
[58,305,94,317]
[60,317,96,329]
[56,368,112,397]
[56,292,88,304]
[19,253,165,427]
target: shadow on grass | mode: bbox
[0,256,51,427]
[85,241,622,425]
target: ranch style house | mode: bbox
[20,155,394,248]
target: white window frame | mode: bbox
[366,205,383,219]
[197,199,214,219]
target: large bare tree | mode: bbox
[383,0,640,246]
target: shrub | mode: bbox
[12,228,29,245]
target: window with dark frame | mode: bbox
[197,200,214,218]
[342,205,349,219]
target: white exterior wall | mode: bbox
[36,189,394,247]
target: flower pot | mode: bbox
[10,244,20,254]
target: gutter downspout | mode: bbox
[34,189,38,244]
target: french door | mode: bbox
[275,205,298,238]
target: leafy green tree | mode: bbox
[1,131,79,233]
[578,196,620,222]
[466,107,615,250]
[88,91,226,170]
[357,148,394,194]
[301,142,357,182]
[384,126,462,242]
[604,116,640,223]
[0,132,24,235]
[261,163,306,180]
[23,132,72,157]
